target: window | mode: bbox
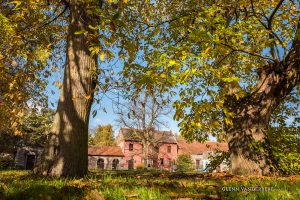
[167,146,171,153]
[160,158,164,165]
[168,158,172,167]
[129,143,133,151]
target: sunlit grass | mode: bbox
[0,170,300,199]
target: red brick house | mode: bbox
[88,128,228,171]
[116,128,178,170]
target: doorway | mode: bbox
[25,154,36,170]
[128,159,134,170]
[97,158,105,170]
[112,159,119,170]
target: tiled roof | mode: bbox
[177,139,228,155]
[88,146,124,156]
[119,128,177,144]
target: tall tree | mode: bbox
[125,0,300,175]
[93,124,116,146]
[0,0,143,177]
[39,0,99,177]
[36,0,140,177]
[1,0,146,177]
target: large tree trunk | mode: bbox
[226,40,300,175]
[36,0,97,177]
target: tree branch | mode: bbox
[219,42,274,61]
[268,0,285,27]
[39,2,69,29]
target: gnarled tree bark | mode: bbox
[226,30,300,175]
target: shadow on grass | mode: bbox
[1,170,300,200]
[1,184,86,200]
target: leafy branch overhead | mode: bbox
[128,0,300,142]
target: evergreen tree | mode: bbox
[176,154,194,172]
[22,108,55,147]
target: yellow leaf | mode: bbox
[55,81,60,87]
[204,47,211,54]
[107,0,117,3]
[17,111,23,117]
[160,74,166,78]
[85,95,91,100]
[100,52,105,61]
[12,60,17,66]
[169,60,176,66]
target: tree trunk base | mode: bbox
[229,153,273,176]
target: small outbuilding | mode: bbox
[15,147,43,170]
[88,146,124,170]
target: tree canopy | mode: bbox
[126,0,300,140]
[0,1,65,133]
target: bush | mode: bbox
[0,153,14,170]
[136,164,144,170]
[176,154,193,172]
[267,127,300,175]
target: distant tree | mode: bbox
[176,154,194,172]
[0,107,54,169]
[0,107,54,154]
[93,125,116,146]
[22,108,55,147]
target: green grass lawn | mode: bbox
[0,170,300,200]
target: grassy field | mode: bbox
[0,170,300,200]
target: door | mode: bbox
[112,159,119,170]
[97,158,105,170]
[26,154,36,170]
[128,159,134,170]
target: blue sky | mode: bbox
[45,66,181,137]
[46,86,181,137]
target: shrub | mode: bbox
[267,127,300,175]
[0,153,14,170]
[176,154,193,172]
[136,164,144,170]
